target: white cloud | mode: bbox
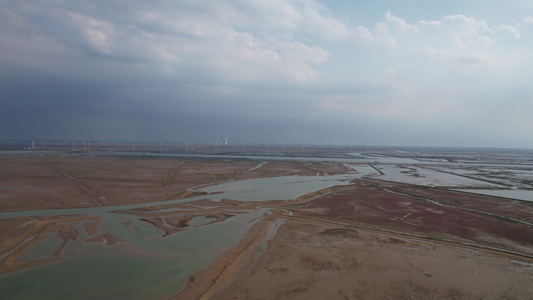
[215,0,349,39]
[352,11,532,72]
[354,26,373,40]
[496,24,521,39]
[1,0,341,83]
[222,30,329,82]
[424,47,452,59]
[68,12,114,54]
[384,11,418,33]
[328,10,533,130]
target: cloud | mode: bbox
[216,0,350,39]
[67,12,114,54]
[496,24,521,39]
[351,11,532,73]
[1,2,533,147]
[384,11,418,33]
[0,0,341,84]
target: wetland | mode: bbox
[1,147,533,299]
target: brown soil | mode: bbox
[221,220,533,300]
[2,156,533,299]
[0,156,334,212]
[84,221,101,236]
[177,180,533,299]
[0,156,336,276]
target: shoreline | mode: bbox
[174,210,284,299]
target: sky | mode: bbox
[1,0,532,148]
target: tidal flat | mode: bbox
[1,149,533,299]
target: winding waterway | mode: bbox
[2,150,533,299]
[0,174,355,300]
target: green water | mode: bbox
[0,208,266,299]
[1,256,181,300]
[0,174,354,299]
[19,232,64,262]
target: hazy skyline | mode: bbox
[1,1,532,148]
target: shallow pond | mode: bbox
[198,174,354,201]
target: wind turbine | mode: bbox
[224,136,229,145]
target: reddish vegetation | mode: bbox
[393,185,533,221]
[291,181,533,255]
[220,219,533,300]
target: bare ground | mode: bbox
[1,155,533,299]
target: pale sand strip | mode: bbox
[174,210,283,300]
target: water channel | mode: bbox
[0,174,356,299]
[2,151,532,298]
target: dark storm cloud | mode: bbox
[1,1,532,147]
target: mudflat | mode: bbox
[178,181,533,299]
[222,219,533,299]
[1,154,532,299]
